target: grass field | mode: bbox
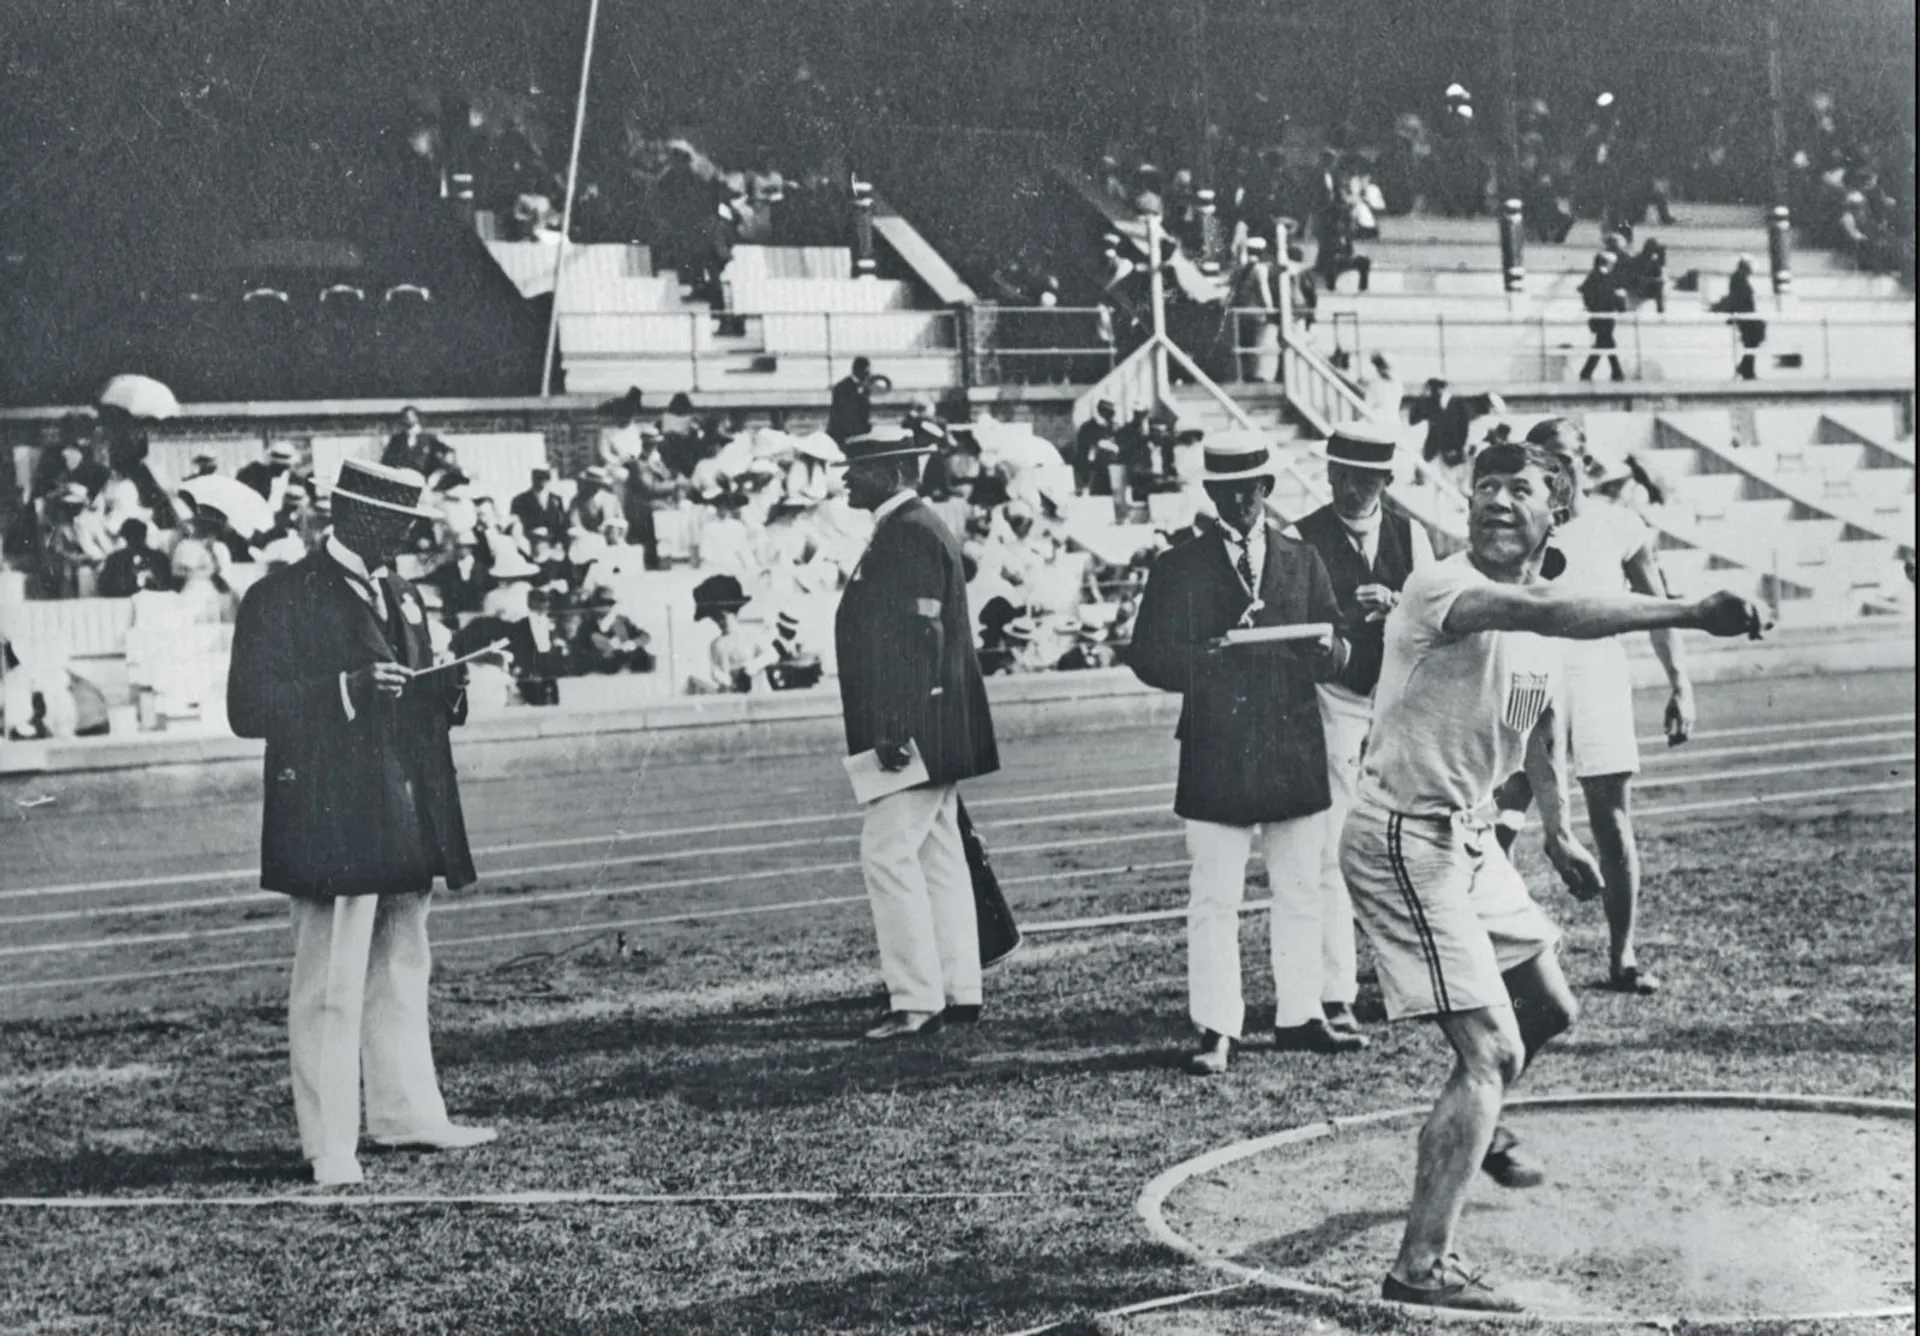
[3,797,1914,1334]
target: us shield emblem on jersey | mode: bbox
[1503,671,1552,733]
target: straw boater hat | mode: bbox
[1314,419,1401,473]
[836,424,934,466]
[1200,440,1276,482]
[332,458,437,521]
[486,547,540,582]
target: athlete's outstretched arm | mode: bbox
[1445,584,1765,642]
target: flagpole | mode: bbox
[541,0,604,397]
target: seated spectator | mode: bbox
[237,441,301,508]
[168,537,231,625]
[1054,618,1114,671]
[39,482,112,597]
[33,425,108,503]
[569,467,625,537]
[422,534,495,624]
[695,490,759,575]
[688,574,772,694]
[187,451,221,479]
[1361,352,1407,421]
[765,609,824,691]
[598,388,647,469]
[571,584,655,675]
[510,467,569,544]
[381,406,457,479]
[454,571,570,704]
[658,393,704,475]
[1073,399,1119,496]
[96,518,175,597]
[1623,238,1668,313]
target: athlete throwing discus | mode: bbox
[1340,439,1765,1312]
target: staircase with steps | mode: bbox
[1580,407,1916,620]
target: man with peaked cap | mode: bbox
[833,425,999,1039]
[228,458,496,1188]
[1289,420,1435,1041]
[1126,439,1359,1075]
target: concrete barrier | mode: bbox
[0,621,1909,817]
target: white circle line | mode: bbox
[1134,1092,1919,1327]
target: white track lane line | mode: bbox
[0,1188,1083,1210]
[0,803,1179,928]
[3,778,1907,994]
[5,711,1907,905]
[2,753,1909,948]
[0,781,1179,903]
[11,741,1912,933]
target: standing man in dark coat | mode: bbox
[227,459,497,1187]
[834,426,999,1040]
[1127,440,1361,1074]
[827,357,875,445]
[1290,422,1434,1041]
[1711,256,1766,380]
[1577,251,1628,383]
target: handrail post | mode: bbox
[688,310,700,395]
[823,312,835,386]
[1146,211,1169,408]
[1436,312,1448,378]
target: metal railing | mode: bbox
[1269,309,1918,385]
[967,307,1119,386]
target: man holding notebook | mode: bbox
[1127,440,1360,1074]
[834,426,1000,1041]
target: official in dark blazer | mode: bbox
[834,425,999,1040]
[509,467,569,543]
[1127,440,1360,1073]
[227,458,497,1187]
[1291,421,1434,1043]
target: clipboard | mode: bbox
[842,739,931,804]
[1215,622,1333,649]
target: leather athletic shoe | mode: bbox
[1186,1030,1231,1075]
[1322,1002,1363,1037]
[1607,965,1662,995]
[373,1123,499,1152]
[1382,1256,1525,1312]
[1482,1125,1546,1188]
[1273,1017,1369,1054]
[942,1003,983,1025]
[864,1010,943,1041]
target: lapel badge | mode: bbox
[400,594,424,625]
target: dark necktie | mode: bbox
[1234,536,1255,593]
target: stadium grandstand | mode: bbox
[0,0,1911,743]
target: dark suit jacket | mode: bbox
[826,376,872,444]
[1126,518,1344,826]
[228,550,475,899]
[834,497,998,788]
[510,488,570,540]
[1293,504,1416,699]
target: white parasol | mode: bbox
[178,475,275,538]
[97,374,182,420]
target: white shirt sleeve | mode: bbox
[1408,517,1436,569]
[1402,555,1482,645]
[339,672,357,722]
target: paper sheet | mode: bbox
[407,640,511,678]
[842,740,930,804]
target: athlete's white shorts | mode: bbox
[1564,636,1640,779]
[1339,801,1560,1021]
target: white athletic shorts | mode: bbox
[1339,801,1560,1020]
[1564,637,1640,779]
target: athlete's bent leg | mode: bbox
[1392,1004,1525,1284]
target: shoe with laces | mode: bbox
[1381,1255,1525,1312]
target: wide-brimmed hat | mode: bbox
[1200,440,1276,482]
[837,425,934,466]
[267,441,298,464]
[580,465,615,488]
[1315,419,1401,473]
[693,573,750,622]
[1001,614,1037,643]
[333,458,436,520]
[793,432,843,464]
[487,547,540,581]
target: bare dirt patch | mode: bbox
[1158,1100,1915,1321]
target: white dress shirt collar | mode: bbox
[1219,519,1267,593]
[325,534,387,583]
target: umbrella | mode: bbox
[97,375,181,420]
[178,475,275,538]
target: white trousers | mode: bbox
[860,783,982,1014]
[1185,812,1326,1038]
[288,893,450,1166]
[1316,684,1372,1006]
